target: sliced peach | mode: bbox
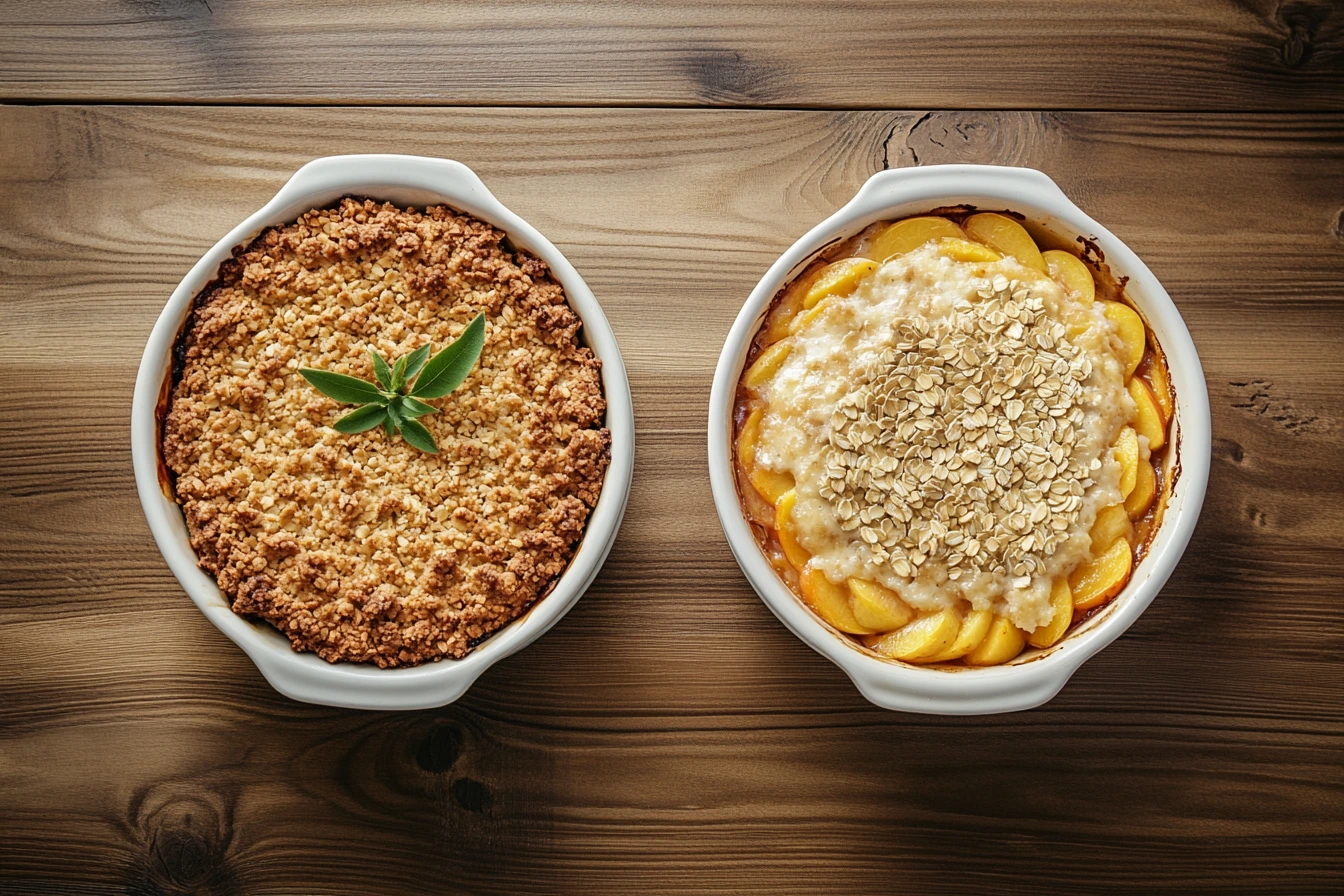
[965,615,1028,666]
[924,606,994,663]
[760,264,825,346]
[803,258,878,309]
[1125,457,1157,519]
[749,466,794,505]
[936,237,1003,264]
[1027,579,1074,649]
[788,295,832,335]
[736,408,763,470]
[1115,426,1139,499]
[743,340,791,390]
[963,213,1046,273]
[1090,503,1133,552]
[858,633,884,649]
[1103,302,1145,377]
[874,607,962,662]
[1042,250,1095,304]
[867,216,966,261]
[1129,378,1166,451]
[740,479,776,528]
[1145,359,1174,422]
[1069,538,1132,610]
[847,578,915,632]
[760,296,805,346]
[775,490,810,569]
[800,564,872,634]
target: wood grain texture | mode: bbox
[2,0,1343,110]
[1,106,1343,895]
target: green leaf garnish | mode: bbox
[298,369,385,405]
[334,403,388,434]
[402,344,431,381]
[297,313,487,453]
[411,313,486,399]
[384,396,403,431]
[395,395,437,419]
[368,349,393,391]
[398,419,439,454]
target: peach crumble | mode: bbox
[162,198,611,667]
[735,213,1173,666]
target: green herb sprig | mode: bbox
[298,312,485,454]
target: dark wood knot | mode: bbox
[124,788,239,895]
[452,777,493,814]
[681,48,781,103]
[1277,2,1329,68]
[415,724,462,774]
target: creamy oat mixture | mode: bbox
[163,199,610,667]
[752,242,1133,630]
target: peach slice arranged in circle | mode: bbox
[963,213,1046,273]
[1103,301,1145,377]
[1090,504,1133,552]
[1124,456,1157,519]
[965,615,1028,666]
[924,606,994,663]
[1027,579,1074,649]
[803,258,878,309]
[1043,249,1095,304]
[774,490,811,570]
[1129,377,1166,450]
[1069,538,1132,610]
[1115,426,1139,498]
[743,340,792,390]
[867,216,967,262]
[874,607,962,662]
[800,564,871,634]
[936,237,1002,263]
[847,579,915,631]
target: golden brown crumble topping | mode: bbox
[162,198,610,667]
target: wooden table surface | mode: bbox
[2,3,1342,894]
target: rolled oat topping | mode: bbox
[162,198,610,667]
[820,275,1095,583]
[753,241,1130,630]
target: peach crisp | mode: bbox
[163,199,611,668]
[734,213,1173,666]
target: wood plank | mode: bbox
[1,1,1342,110]
[1,106,1343,894]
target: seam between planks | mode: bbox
[2,98,1344,114]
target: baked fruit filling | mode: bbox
[734,213,1172,666]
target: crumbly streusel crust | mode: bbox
[163,198,610,667]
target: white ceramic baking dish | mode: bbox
[132,155,634,711]
[708,164,1209,714]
